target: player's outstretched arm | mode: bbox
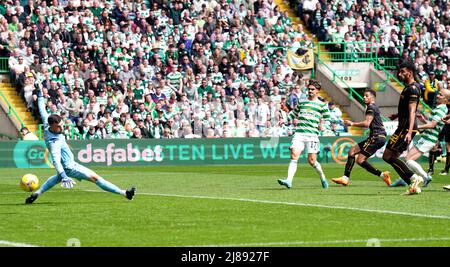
[345,114,374,128]
[418,120,438,130]
[420,107,445,130]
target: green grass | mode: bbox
[1,163,450,247]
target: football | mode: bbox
[20,174,39,192]
[436,156,445,163]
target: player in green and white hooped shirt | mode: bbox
[277,80,331,189]
[404,89,450,187]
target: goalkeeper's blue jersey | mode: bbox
[38,96,76,174]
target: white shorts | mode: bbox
[415,138,436,154]
[290,134,320,154]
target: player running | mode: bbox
[25,86,136,204]
[382,61,424,195]
[390,89,450,188]
[332,89,391,186]
[277,80,331,189]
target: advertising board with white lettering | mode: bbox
[0,136,425,168]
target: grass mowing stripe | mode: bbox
[81,189,450,220]
[189,237,450,247]
[0,240,39,247]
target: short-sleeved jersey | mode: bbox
[287,98,331,137]
[398,82,421,130]
[421,104,448,143]
[366,103,386,137]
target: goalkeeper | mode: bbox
[25,85,136,204]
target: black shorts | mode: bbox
[386,128,417,153]
[438,124,450,142]
[358,135,387,157]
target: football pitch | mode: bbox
[1,163,450,247]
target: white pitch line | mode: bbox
[0,240,39,247]
[82,190,450,220]
[4,189,450,220]
[187,237,450,247]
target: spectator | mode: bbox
[150,87,166,103]
[84,125,100,140]
[183,126,202,139]
[424,71,440,108]
[149,118,164,139]
[255,97,270,136]
[96,119,108,139]
[162,127,175,139]
[287,84,305,109]
[328,102,347,133]
[130,128,142,139]
[7,0,341,141]
[108,125,123,139]
[64,90,84,123]
[20,127,38,140]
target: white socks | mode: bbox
[287,160,298,182]
[313,162,326,180]
[287,160,326,182]
[406,160,428,179]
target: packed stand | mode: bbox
[292,0,450,109]
[3,0,346,140]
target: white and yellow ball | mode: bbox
[20,174,39,192]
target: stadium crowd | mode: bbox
[295,0,450,109]
[3,0,349,140]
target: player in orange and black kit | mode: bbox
[383,61,424,195]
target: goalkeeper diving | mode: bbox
[25,84,136,204]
